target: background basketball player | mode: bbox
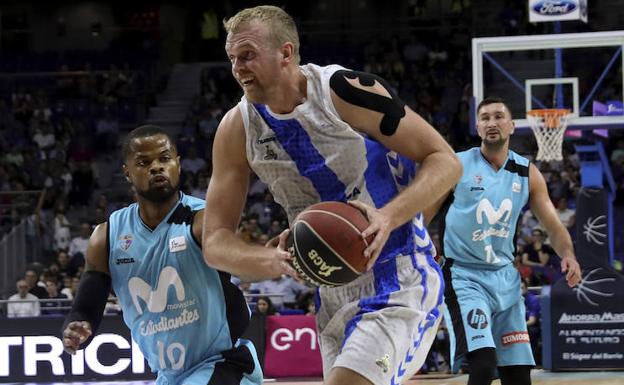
[62,125,263,385]
[426,97,582,385]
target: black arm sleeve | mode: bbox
[61,271,112,348]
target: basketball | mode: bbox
[287,201,373,287]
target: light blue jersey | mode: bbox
[108,193,261,385]
[442,148,534,372]
[443,148,530,268]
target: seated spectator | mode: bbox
[53,202,72,252]
[251,275,309,310]
[267,220,285,239]
[522,278,541,365]
[521,228,556,285]
[518,209,540,247]
[40,279,68,315]
[7,279,40,318]
[24,268,47,298]
[555,197,575,235]
[237,215,263,243]
[56,250,78,277]
[69,222,91,263]
[247,192,282,231]
[254,296,279,316]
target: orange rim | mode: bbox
[527,109,571,129]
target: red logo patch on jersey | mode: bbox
[501,331,530,346]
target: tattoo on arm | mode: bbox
[329,70,406,136]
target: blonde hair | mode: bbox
[224,5,300,64]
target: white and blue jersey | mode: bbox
[443,148,530,268]
[108,193,262,385]
[239,63,434,271]
[238,63,443,384]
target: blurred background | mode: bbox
[0,0,623,381]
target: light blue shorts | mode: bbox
[157,339,263,385]
[442,260,535,372]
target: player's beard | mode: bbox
[482,134,507,149]
[137,180,179,203]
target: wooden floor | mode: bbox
[17,371,624,385]
[267,370,624,384]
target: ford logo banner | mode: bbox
[533,0,578,16]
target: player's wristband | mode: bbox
[61,271,112,348]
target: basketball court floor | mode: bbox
[8,371,624,385]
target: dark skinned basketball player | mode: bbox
[202,6,461,385]
[62,126,270,385]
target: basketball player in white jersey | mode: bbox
[202,5,462,385]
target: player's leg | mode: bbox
[492,300,534,385]
[181,340,263,385]
[466,347,498,385]
[442,261,497,376]
[318,253,444,385]
[498,365,532,385]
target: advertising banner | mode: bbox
[548,269,624,369]
[528,0,588,23]
[0,315,154,383]
[263,315,322,378]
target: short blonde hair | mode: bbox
[224,5,300,64]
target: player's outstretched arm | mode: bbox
[62,222,111,354]
[202,107,296,281]
[528,164,582,287]
[329,70,462,265]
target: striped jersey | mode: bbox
[238,63,434,267]
[108,193,250,381]
[443,148,530,268]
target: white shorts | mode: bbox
[315,253,444,385]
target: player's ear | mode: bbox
[122,164,130,182]
[281,42,295,64]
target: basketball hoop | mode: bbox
[526,109,571,162]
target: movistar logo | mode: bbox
[476,198,512,225]
[129,266,185,314]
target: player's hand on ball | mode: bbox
[62,321,92,355]
[561,256,582,287]
[273,229,298,278]
[348,200,393,270]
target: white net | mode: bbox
[526,109,571,162]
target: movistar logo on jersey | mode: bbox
[476,198,512,224]
[473,199,512,241]
[128,266,200,337]
[129,266,186,314]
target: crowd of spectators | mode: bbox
[2,28,624,376]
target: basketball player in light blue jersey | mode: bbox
[426,97,582,385]
[202,6,462,385]
[62,125,270,385]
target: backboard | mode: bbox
[472,31,624,133]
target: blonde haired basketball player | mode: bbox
[202,5,462,385]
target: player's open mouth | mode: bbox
[240,77,255,86]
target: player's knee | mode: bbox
[467,347,497,385]
[498,365,532,385]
